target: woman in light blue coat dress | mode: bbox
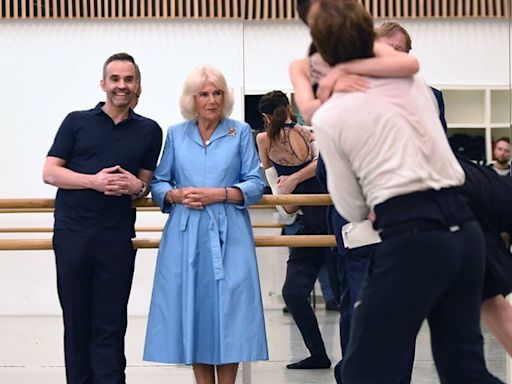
[144,66,268,384]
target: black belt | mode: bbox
[380,219,464,241]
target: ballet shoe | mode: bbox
[286,354,331,369]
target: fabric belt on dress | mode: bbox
[206,206,228,280]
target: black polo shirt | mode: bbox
[48,102,162,238]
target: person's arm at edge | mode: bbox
[343,42,419,78]
[289,58,322,125]
[256,133,273,170]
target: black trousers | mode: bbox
[282,245,329,357]
[53,230,136,384]
[341,190,502,384]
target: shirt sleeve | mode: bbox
[47,113,76,160]
[313,118,369,222]
[140,122,163,171]
[150,127,175,213]
[232,122,265,209]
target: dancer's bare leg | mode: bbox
[482,294,512,356]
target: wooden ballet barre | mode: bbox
[0,194,332,210]
[0,207,270,213]
[0,227,56,233]
[0,207,195,213]
[0,207,273,213]
[0,195,334,384]
[0,235,336,250]
[0,208,55,213]
[0,222,285,233]
[0,198,55,209]
[0,207,162,213]
[132,194,332,208]
[255,235,335,247]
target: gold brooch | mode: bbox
[228,128,237,136]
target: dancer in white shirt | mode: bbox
[309,1,502,383]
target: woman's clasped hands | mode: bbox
[167,187,226,209]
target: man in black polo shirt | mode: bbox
[43,53,162,384]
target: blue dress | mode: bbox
[143,118,268,365]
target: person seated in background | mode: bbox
[375,21,448,132]
[488,137,511,176]
[256,90,336,369]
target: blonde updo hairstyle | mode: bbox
[179,65,234,120]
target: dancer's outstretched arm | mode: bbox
[290,42,419,124]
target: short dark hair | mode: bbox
[259,90,291,143]
[102,52,136,79]
[135,63,141,82]
[495,137,510,145]
[296,0,313,25]
[375,21,412,53]
[310,0,375,67]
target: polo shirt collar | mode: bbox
[91,101,143,125]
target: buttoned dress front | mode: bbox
[144,118,268,365]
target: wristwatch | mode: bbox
[134,181,147,198]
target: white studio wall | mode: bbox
[0,18,510,315]
[0,19,245,199]
[243,19,510,91]
[0,19,246,316]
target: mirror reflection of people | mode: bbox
[310,1,502,383]
[489,137,511,176]
[256,90,334,370]
[143,66,268,384]
[43,52,163,384]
